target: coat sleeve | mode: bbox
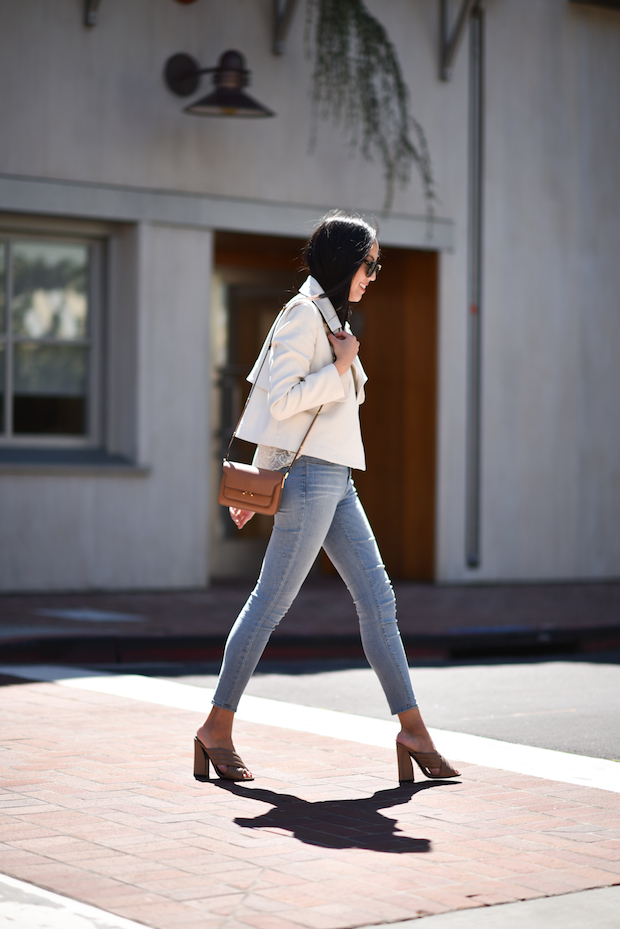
[268,301,346,422]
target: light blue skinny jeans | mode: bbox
[212,455,417,715]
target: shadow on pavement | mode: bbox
[209,780,459,853]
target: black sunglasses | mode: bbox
[363,258,382,277]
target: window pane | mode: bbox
[13,343,88,435]
[0,243,5,333]
[12,241,89,340]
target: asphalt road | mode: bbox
[153,652,620,762]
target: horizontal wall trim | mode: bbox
[0,447,150,477]
[0,173,454,251]
[0,464,150,477]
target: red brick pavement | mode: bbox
[1,672,619,929]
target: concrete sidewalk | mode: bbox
[1,876,619,929]
[1,580,619,664]
[1,668,619,929]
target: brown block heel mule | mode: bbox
[397,741,459,782]
[193,737,254,782]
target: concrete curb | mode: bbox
[1,624,619,665]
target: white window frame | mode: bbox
[0,216,107,449]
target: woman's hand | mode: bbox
[229,507,255,529]
[328,331,360,376]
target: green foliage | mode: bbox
[306,0,435,213]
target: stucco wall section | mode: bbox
[436,0,620,580]
[0,0,446,218]
[0,224,212,590]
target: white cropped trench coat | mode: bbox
[236,276,368,470]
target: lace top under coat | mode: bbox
[253,445,297,471]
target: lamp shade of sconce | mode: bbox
[164,50,275,118]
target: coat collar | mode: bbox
[296,276,367,399]
[297,276,343,333]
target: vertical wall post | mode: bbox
[84,0,101,27]
[4,242,14,437]
[465,1,485,568]
[273,0,301,55]
[440,0,477,81]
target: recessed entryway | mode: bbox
[209,232,438,581]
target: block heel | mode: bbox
[194,737,211,781]
[397,741,415,782]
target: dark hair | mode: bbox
[303,211,378,326]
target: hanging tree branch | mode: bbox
[306,0,435,213]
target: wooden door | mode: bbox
[351,248,438,580]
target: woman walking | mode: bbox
[195,211,459,785]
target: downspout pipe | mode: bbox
[465,0,485,568]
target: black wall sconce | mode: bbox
[164,50,275,117]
